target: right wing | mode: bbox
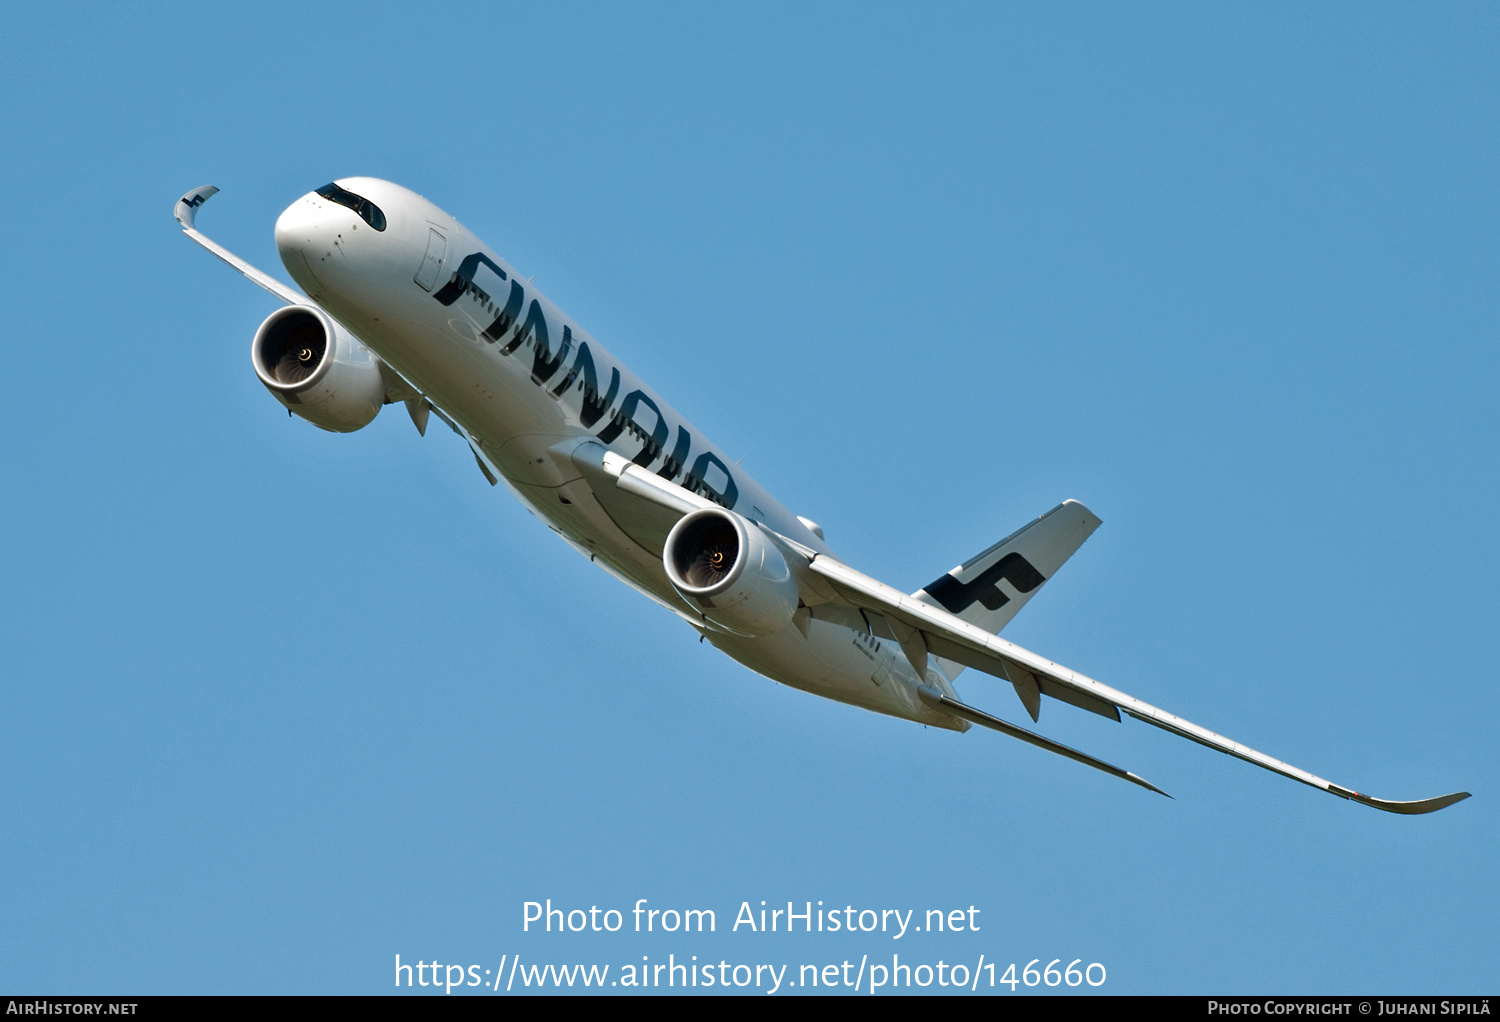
[174,187,499,491]
[175,186,304,306]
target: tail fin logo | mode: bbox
[922,553,1046,614]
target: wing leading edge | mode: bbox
[804,553,1470,815]
[175,185,304,305]
[188,177,1462,816]
[579,456,1469,813]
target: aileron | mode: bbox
[804,549,1469,814]
[176,178,1469,816]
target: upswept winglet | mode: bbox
[569,461,1471,813]
[174,185,219,230]
[805,552,1471,814]
[1329,788,1471,816]
[172,185,450,445]
[172,185,303,305]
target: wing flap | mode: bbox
[553,451,1472,815]
[918,631,1121,721]
[806,551,1470,814]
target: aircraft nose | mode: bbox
[275,195,334,263]
[275,194,343,296]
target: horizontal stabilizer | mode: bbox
[805,551,1470,815]
[917,686,1168,797]
[575,440,1472,815]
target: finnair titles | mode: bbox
[175,178,1470,814]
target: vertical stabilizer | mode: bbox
[915,500,1101,689]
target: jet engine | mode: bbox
[663,508,800,637]
[251,305,386,432]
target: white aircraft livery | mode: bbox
[176,178,1469,814]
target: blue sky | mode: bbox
[0,2,1495,994]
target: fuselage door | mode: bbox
[413,228,448,291]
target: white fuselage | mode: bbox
[273,177,961,731]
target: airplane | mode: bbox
[175,178,1469,815]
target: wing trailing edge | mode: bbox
[807,552,1470,814]
[174,185,304,305]
[536,429,1471,815]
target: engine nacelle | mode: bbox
[252,305,385,432]
[664,508,800,637]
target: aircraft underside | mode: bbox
[173,178,1471,815]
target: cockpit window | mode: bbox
[315,182,387,231]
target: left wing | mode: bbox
[584,457,1470,814]
[803,552,1470,815]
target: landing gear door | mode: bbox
[413,228,448,291]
